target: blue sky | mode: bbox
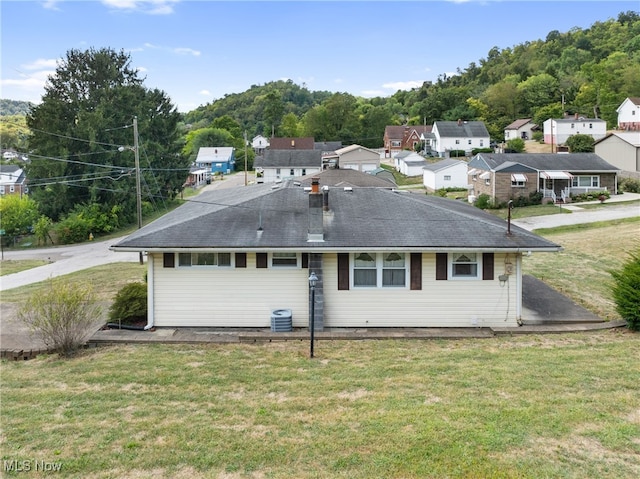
[1,0,637,113]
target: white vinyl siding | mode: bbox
[151,254,309,327]
[324,253,519,328]
[150,252,520,329]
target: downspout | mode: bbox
[144,253,155,330]
[516,253,523,325]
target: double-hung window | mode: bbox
[179,252,231,267]
[450,253,480,279]
[353,252,406,288]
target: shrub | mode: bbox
[571,191,610,203]
[18,279,101,357]
[475,193,492,209]
[109,282,148,326]
[448,150,467,158]
[620,177,640,193]
[610,250,640,331]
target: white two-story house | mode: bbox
[431,120,490,158]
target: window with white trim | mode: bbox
[271,252,299,267]
[449,253,481,279]
[178,252,232,267]
[444,175,451,181]
[455,139,460,145]
[511,180,525,188]
[391,140,401,147]
[0,186,4,195]
[572,175,600,188]
[468,139,472,145]
[353,252,407,288]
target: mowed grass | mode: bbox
[522,218,640,320]
[0,259,49,276]
[2,333,639,479]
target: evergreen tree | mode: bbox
[26,47,187,222]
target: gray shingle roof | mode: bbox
[112,184,560,252]
[470,153,619,172]
[298,168,396,188]
[435,121,489,138]
[253,149,322,168]
[422,159,466,172]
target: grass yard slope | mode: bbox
[1,334,639,478]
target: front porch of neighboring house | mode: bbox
[539,171,608,203]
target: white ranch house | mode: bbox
[112,179,561,330]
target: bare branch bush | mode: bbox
[18,278,101,357]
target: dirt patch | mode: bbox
[524,140,552,153]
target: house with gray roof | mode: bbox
[253,149,322,184]
[298,167,396,189]
[394,151,428,176]
[468,153,620,205]
[422,159,468,192]
[0,165,27,197]
[432,120,490,158]
[504,118,536,142]
[112,179,561,330]
[195,147,236,175]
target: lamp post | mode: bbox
[308,271,318,358]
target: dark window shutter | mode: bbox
[256,252,268,268]
[337,253,349,290]
[301,253,309,269]
[410,253,422,290]
[483,253,494,280]
[235,252,247,268]
[163,253,175,268]
[436,253,448,280]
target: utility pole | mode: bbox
[244,130,248,186]
[133,117,143,265]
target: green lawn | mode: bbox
[1,333,639,478]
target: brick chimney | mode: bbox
[308,177,324,242]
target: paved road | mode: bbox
[513,200,640,231]
[0,172,252,292]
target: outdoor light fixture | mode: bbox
[308,271,318,358]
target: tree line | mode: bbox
[1,11,638,245]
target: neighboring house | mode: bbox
[253,149,322,183]
[468,153,619,205]
[504,119,535,141]
[432,120,490,158]
[422,159,469,192]
[369,167,397,185]
[594,132,640,174]
[543,115,607,148]
[269,137,315,150]
[0,165,27,197]
[616,97,640,131]
[299,168,396,189]
[195,147,236,175]
[383,125,432,157]
[324,144,380,172]
[394,151,428,176]
[2,149,19,161]
[184,166,210,188]
[251,135,270,155]
[112,180,561,330]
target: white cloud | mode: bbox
[42,1,61,11]
[199,90,212,96]
[22,58,58,70]
[382,81,423,91]
[101,0,179,15]
[173,47,201,56]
